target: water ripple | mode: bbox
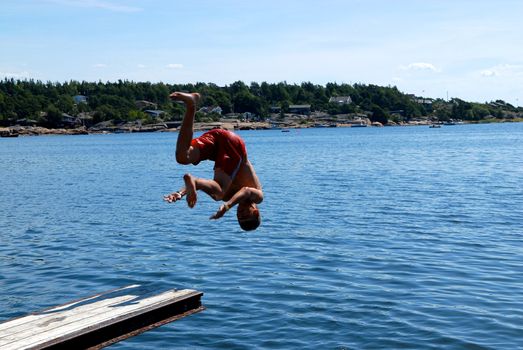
[1,125,523,349]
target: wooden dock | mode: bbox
[0,284,204,350]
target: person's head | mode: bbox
[237,201,261,231]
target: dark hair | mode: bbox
[239,217,261,231]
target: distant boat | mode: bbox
[281,128,290,133]
[351,123,367,127]
[429,124,441,128]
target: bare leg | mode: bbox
[195,178,226,201]
[170,92,201,164]
[183,173,228,208]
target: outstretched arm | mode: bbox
[163,187,186,203]
[210,187,263,220]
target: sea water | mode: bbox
[1,123,522,349]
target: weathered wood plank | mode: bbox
[0,284,161,337]
[0,285,143,337]
[0,284,204,350]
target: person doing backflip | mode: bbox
[164,92,263,231]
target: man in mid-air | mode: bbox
[164,92,263,231]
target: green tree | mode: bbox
[471,104,490,119]
[233,91,262,115]
[93,105,119,123]
[44,105,63,128]
[370,105,389,124]
[57,94,74,114]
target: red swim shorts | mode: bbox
[191,129,247,178]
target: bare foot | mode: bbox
[183,173,198,208]
[169,92,201,107]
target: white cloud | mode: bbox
[166,63,184,69]
[48,0,142,13]
[401,62,441,72]
[137,64,146,68]
[480,64,523,78]
[480,69,496,77]
[93,63,108,68]
[0,71,30,78]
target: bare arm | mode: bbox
[228,187,263,206]
[163,187,187,203]
[210,187,263,219]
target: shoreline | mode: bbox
[1,119,521,137]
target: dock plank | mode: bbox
[0,285,204,350]
[0,284,161,338]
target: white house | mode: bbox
[329,96,352,105]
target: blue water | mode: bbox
[1,123,523,349]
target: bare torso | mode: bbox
[223,160,262,201]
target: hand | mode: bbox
[210,204,229,220]
[163,192,182,203]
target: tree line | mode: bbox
[0,78,520,128]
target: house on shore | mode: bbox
[15,118,38,126]
[73,95,88,104]
[198,106,223,115]
[329,96,352,105]
[407,94,433,105]
[144,110,167,119]
[78,112,94,127]
[270,106,282,114]
[62,113,81,127]
[289,104,311,115]
[136,100,158,110]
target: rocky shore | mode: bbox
[0,117,490,137]
[0,124,269,137]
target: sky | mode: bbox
[1,0,523,105]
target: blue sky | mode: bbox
[1,0,523,105]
